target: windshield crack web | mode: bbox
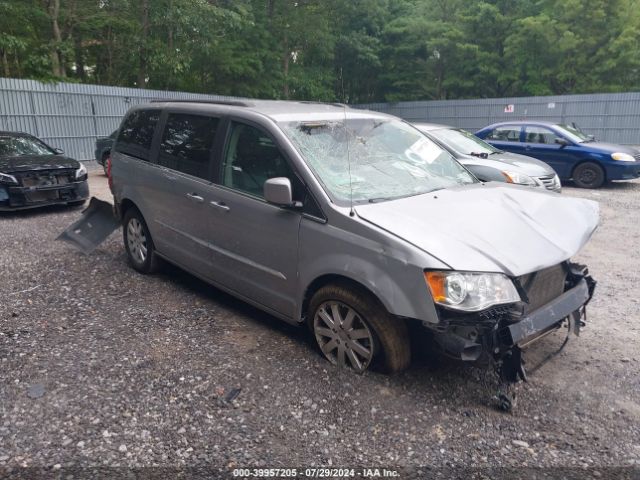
[283,118,475,203]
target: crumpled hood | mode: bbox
[0,154,79,173]
[355,183,599,277]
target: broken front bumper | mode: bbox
[506,275,590,345]
[429,263,596,378]
[0,180,89,211]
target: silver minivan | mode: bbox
[110,100,598,404]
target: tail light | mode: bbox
[106,154,113,192]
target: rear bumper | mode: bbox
[0,180,89,211]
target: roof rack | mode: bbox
[150,99,252,107]
[298,100,349,108]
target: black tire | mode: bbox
[308,283,411,374]
[572,161,605,188]
[123,207,160,274]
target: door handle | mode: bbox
[186,193,204,203]
[209,200,230,212]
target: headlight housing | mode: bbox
[501,170,537,186]
[0,172,18,185]
[424,271,521,312]
[611,152,635,162]
[75,163,88,180]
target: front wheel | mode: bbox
[123,208,160,274]
[308,284,410,373]
[573,162,605,188]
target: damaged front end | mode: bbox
[425,262,596,410]
[0,168,89,210]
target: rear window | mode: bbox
[115,109,160,161]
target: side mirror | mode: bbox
[554,138,569,147]
[53,148,64,155]
[264,177,299,207]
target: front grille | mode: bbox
[536,174,560,191]
[517,263,567,314]
[633,152,640,162]
[15,169,75,187]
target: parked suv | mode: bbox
[110,100,598,395]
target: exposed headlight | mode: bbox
[611,152,635,162]
[74,163,88,179]
[0,172,18,185]
[424,271,521,312]
[501,170,537,186]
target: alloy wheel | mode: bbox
[126,217,148,265]
[313,301,374,372]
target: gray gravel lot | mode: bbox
[1,169,639,478]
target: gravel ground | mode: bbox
[1,168,639,479]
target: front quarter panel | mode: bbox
[297,211,448,324]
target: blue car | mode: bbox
[476,121,640,188]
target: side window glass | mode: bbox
[525,126,561,145]
[221,122,296,199]
[115,109,160,161]
[487,126,521,142]
[158,113,219,180]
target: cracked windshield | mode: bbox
[282,117,475,203]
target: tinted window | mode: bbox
[525,126,561,144]
[116,109,160,161]
[486,126,521,142]
[221,122,296,199]
[159,113,219,180]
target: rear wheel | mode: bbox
[123,208,160,274]
[573,161,605,188]
[308,284,411,373]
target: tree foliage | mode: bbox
[1,0,639,101]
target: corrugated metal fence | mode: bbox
[359,92,640,146]
[2,78,640,161]
[0,78,239,161]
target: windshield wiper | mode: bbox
[469,152,489,159]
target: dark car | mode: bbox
[95,130,117,174]
[415,123,561,192]
[476,121,640,188]
[0,131,89,211]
